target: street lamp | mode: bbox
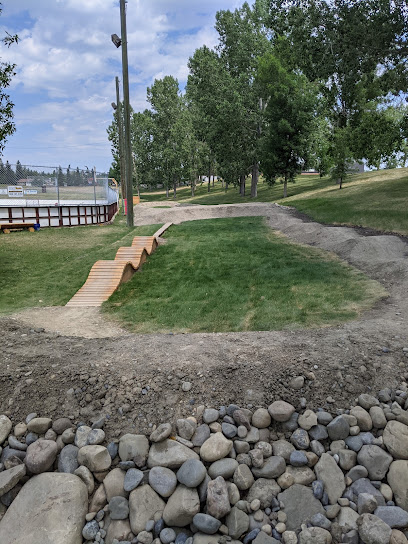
[111,0,133,227]
[111,77,126,215]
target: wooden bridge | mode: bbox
[66,223,172,307]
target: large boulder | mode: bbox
[0,472,87,544]
[278,484,325,531]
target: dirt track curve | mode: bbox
[2,202,407,441]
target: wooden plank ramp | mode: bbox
[66,223,172,308]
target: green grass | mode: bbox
[285,168,408,236]
[141,175,331,205]
[0,214,160,314]
[104,217,385,333]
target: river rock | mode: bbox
[278,484,325,531]
[247,478,280,509]
[193,513,222,534]
[268,401,295,422]
[374,506,408,528]
[27,417,52,434]
[208,458,238,479]
[0,464,26,497]
[119,434,149,467]
[357,513,392,544]
[106,519,131,544]
[200,433,232,462]
[25,439,58,474]
[0,472,87,544]
[207,476,231,519]
[298,410,318,431]
[163,484,200,526]
[314,453,345,504]
[299,527,332,544]
[148,439,199,469]
[234,463,254,490]
[327,416,349,441]
[129,484,166,535]
[383,421,408,459]
[77,445,111,472]
[357,445,393,480]
[149,466,178,497]
[0,416,12,445]
[103,467,126,500]
[150,423,172,443]
[58,444,79,473]
[177,458,207,487]
[252,408,271,429]
[252,456,286,479]
[388,460,408,510]
[226,506,250,539]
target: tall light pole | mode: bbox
[111,0,133,227]
[112,76,126,214]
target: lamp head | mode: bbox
[111,102,117,110]
[111,34,122,48]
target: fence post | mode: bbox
[93,167,97,209]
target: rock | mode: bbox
[73,465,94,495]
[348,465,369,482]
[178,419,196,440]
[77,445,112,472]
[191,425,211,447]
[375,506,408,528]
[58,444,79,473]
[163,484,200,526]
[26,417,52,434]
[89,483,107,512]
[193,534,221,544]
[160,528,177,544]
[149,466,178,497]
[0,464,26,497]
[327,415,349,441]
[222,422,238,438]
[268,401,295,422]
[290,429,310,450]
[252,409,271,429]
[208,458,238,479]
[25,439,58,474]
[357,493,378,515]
[82,520,99,540]
[0,416,12,445]
[234,463,255,490]
[150,423,172,443]
[357,513,392,544]
[193,513,222,534]
[272,440,295,460]
[338,449,357,471]
[253,532,280,544]
[358,394,379,410]
[104,467,126,500]
[148,439,199,469]
[226,506,250,539]
[105,519,131,544]
[290,376,305,390]
[74,425,92,448]
[337,507,359,531]
[203,409,220,424]
[350,407,373,432]
[370,407,387,429]
[309,425,329,441]
[252,456,286,479]
[351,478,386,506]
[124,467,144,492]
[298,410,317,431]
[298,527,332,544]
[357,445,393,480]
[278,484,325,531]
[290,451,310,468]
[129,484,166,535]
[87,428,105,445]
[182,382,192,392]
[383,421,408,459]
[119,434,149,467]
[246,426,260,443]
[233,409,251,430]
[285,466,315,485]
[109,496,129,520]
[345,436,364,452]
[314,453,346,505]
[207,476,231,519]
[390,529,408,544]
[177,459,207,488]
[247,478,280,509]
[52,418,72,435]
[0,472,87,544]
[200,433,232,462]
[388,460,408,510]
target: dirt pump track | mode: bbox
[1,202,407,440]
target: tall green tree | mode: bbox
[15,159,24,181]
[0,7,18,155]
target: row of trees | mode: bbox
[107,0,408,197]
[0,160,94,187]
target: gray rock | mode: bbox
[191,425,210,447]
[119,434,150,467]
[351,478,386,506]
[8,436,27,451]
[357,513,392,544]
[253,532,280,544]
[345,436,364,452]
[290,429,310,450]
[73,465,94,495]
[26,418,52,434]
[222,422,238,438]
[203,409,219,424]
[337,507,359,531]
[149,466,178,498]
[245,426,261,443]
[160,528,176,544]
[278,484,325,531]
[58,444,79,474]
[370,407,387,429]
[110,496,130,520]
[129,484,166,535]
[358,394,380,410]
[374,506,408,528]
[298,527,332,544]
[208,458,238,479]
[339,449,357,471]
[104,467,126,500]
[74,425,92,448]
[0,472,87,544]
[247,478,280,509]
[314,453,345,505]
[0,416,12,446]
[308,425,328,442]
[383,421,408,459]
[200,433,232,462]
[177,459,207,488]
[388,460,408,510]
[52,418,72,435]
[148,439,199,469]
[310,512,331,530]
[25,439,58,474]
[193,513,222,534]
[252,408,271,429]
[317,412,333,425]
[234,463,254,491]
[82,520,99,540]
[268,401,295,422]
[357,445,393,480]
[272,440,295,460]
[163,484,200,526]
[177,419,196,441]
[290,451,308,467]
[86,428,105,445]
[347,465,369,482]
[350,406,373,432]
[327,415,349,441]
[0,464,26,497]
[285,465,315,485]
[124,468,144,492]
[252,456,286,479]
[25,432,38,446]
[207,476,231,519]
[78,445,112,472]
[226,506,250,539]
[357,493,378,515]
[150,423,172,443]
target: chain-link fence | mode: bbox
[0,163,118,207]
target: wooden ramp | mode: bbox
[66,223,172,308]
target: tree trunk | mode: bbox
[339,177,343,189]
[225,182,228,192]
[212,175,215,187]
[240,174,246,197]
[208,160,211,192]
[166,185,169,198]
[173,179,177,199]
[283,174,288,198]
[191,178,195,197]
[251,162,259,198]
[221,179,224,189]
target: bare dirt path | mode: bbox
[2,202,407,440]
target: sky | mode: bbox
[0,0,240,173]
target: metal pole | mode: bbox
[93,167,97,209]
[115,76,126,214]
[120,0,134,227]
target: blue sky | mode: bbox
[0,0,240,172]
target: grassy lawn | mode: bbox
[0,215,160,314]
[141,175,331,205]
[285,168,408,236]
[104,217,385,333]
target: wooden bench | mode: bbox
[1,222,36,234]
